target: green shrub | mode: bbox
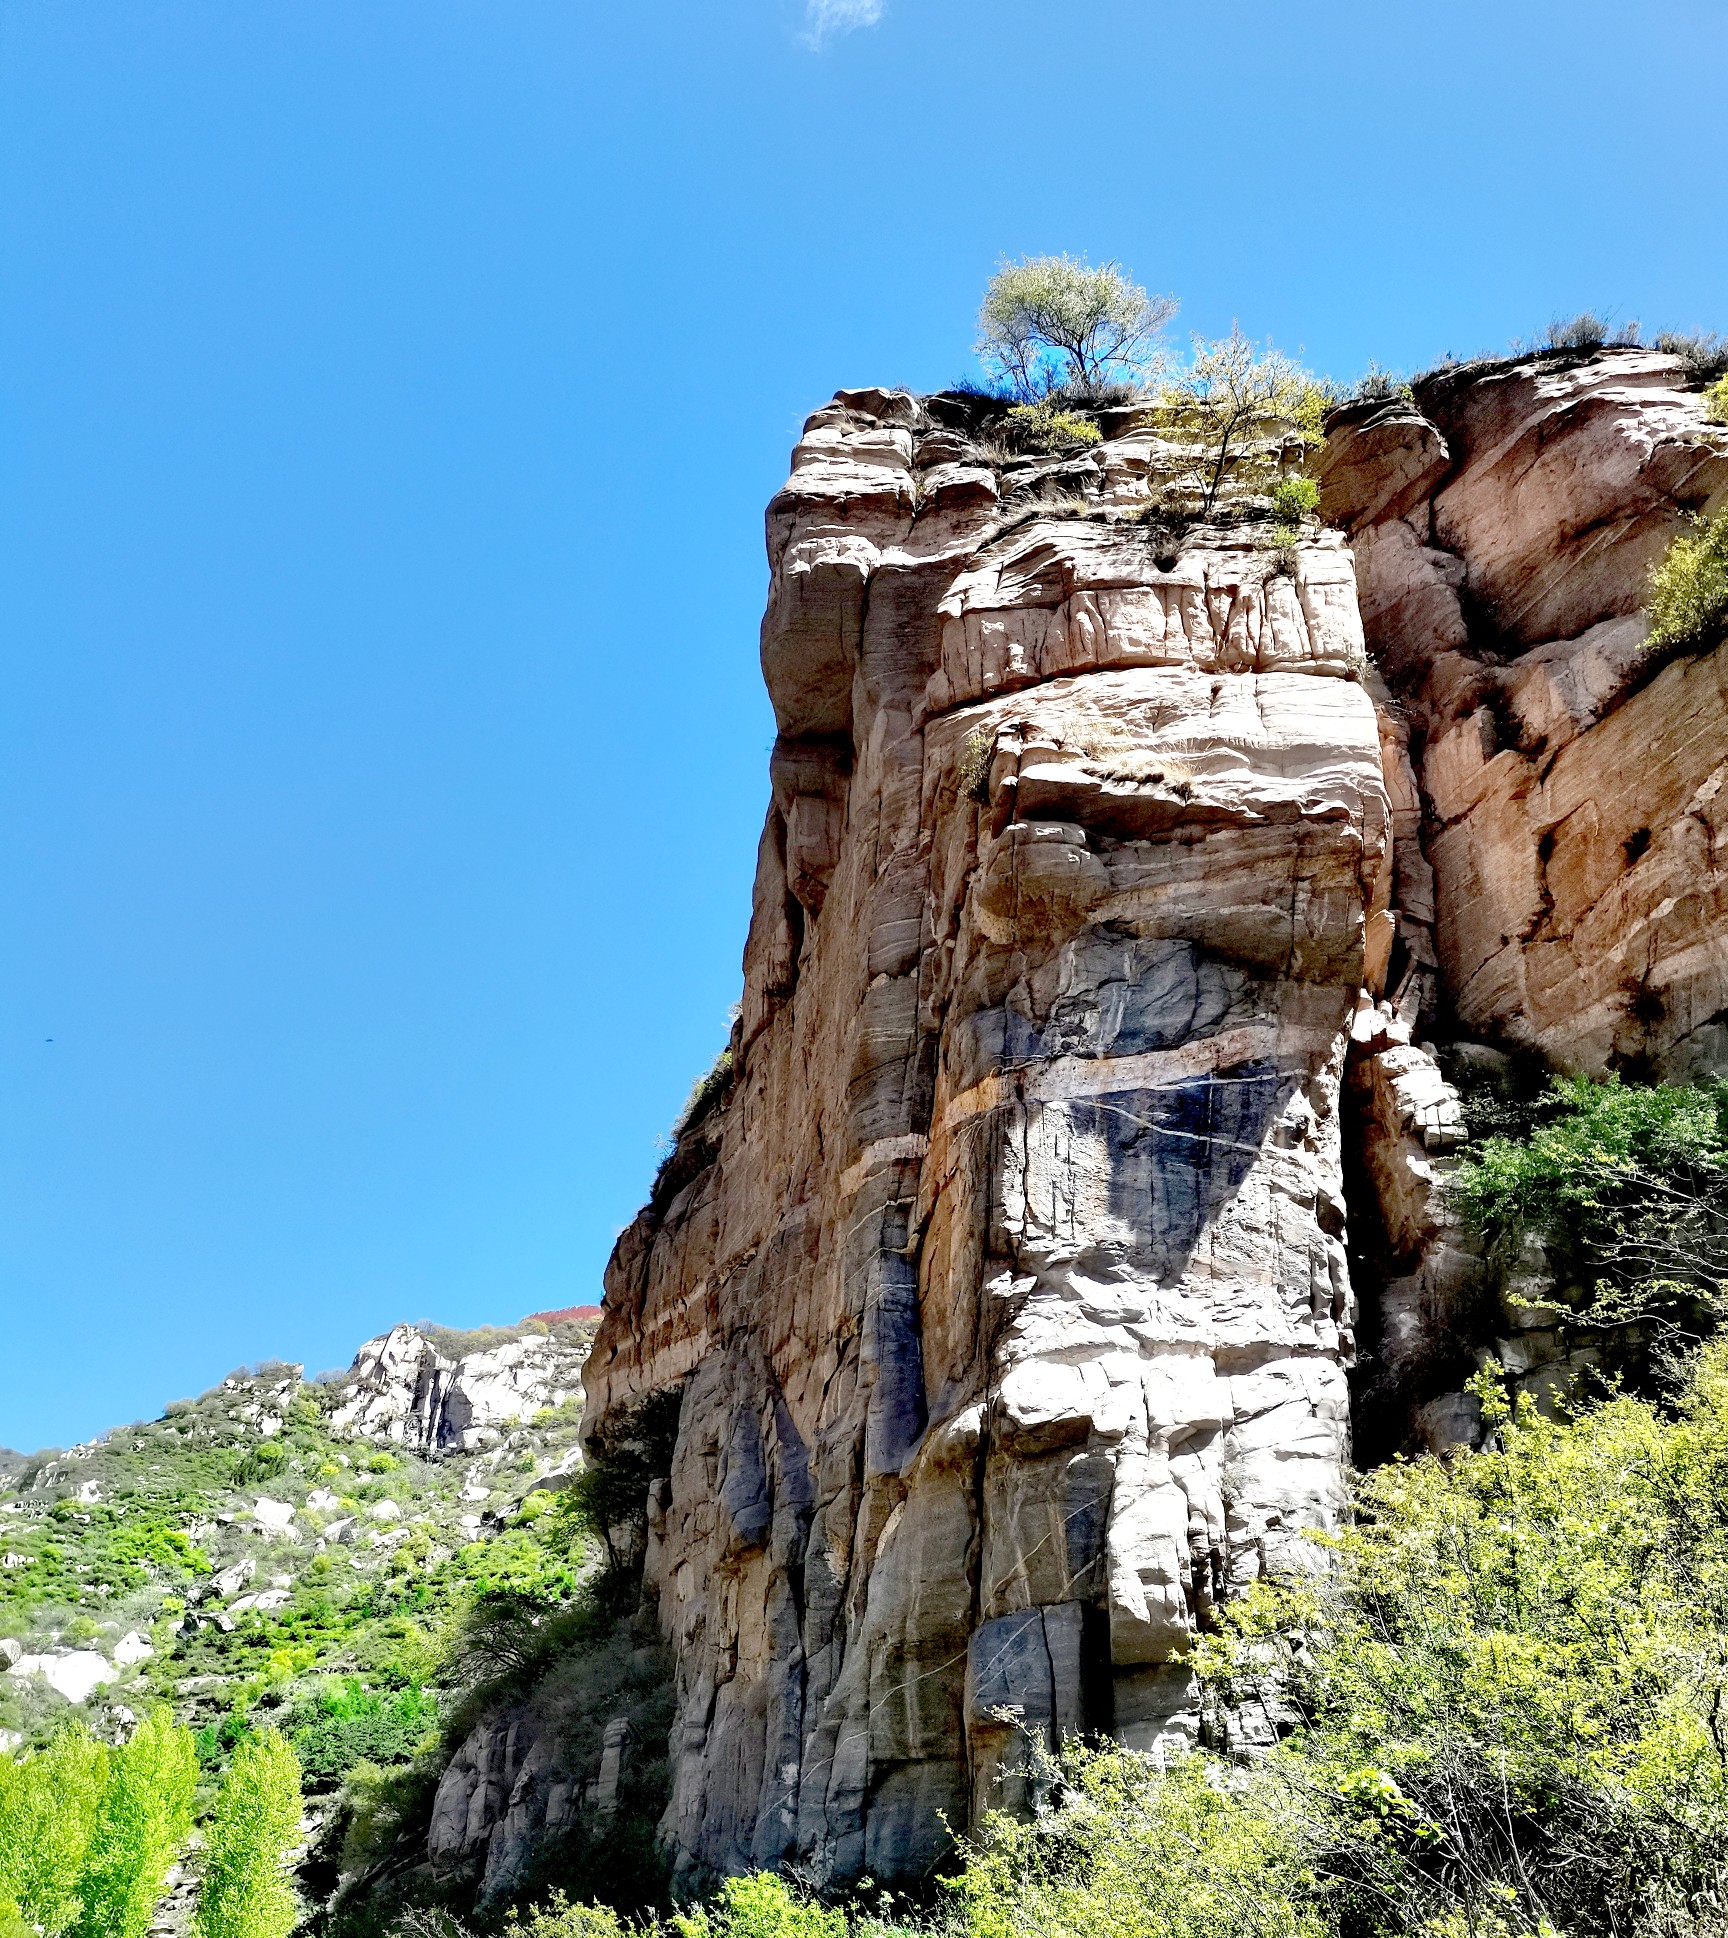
[675,1873,847,1938]
[1706,372,1728,424]
[1647,507,1728,652]
[503,1890,627,1938]
[1268,475,1319,525]
[998,402,1101,456]
[289,1681,439,1789]
[1452,1072,1728,1334]
[955,1745,1324,1938]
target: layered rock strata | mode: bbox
[575,350,1728,1889]
[1323,348,1728,1435]
[583,388,1394,1886]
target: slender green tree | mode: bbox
[73,1709,198,1938]
[0,1725,108,1935]
[193,1731,302,1938]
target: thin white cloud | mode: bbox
[799,0,884,49]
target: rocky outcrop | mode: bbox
[571,348,1728,1893]
[331,1323,586,1455]
[582,384,1395,1890]
[1323,347,1728,1438]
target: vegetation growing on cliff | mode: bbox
[1453,1072,1728,1340]
[1647,507,1728,656]
[976,256,1177,401]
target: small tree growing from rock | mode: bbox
[976,254,1177,400]
[1162,326,1327,515]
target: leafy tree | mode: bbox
[1453,1073,1728,1337]
[1161,326,1327,514]
[0,1725,107,1934]
[976,255,1177,400]
[1647,506,1728,654]
[194,1730,302,1938]
[72,1709,198,1938]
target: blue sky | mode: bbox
[3,0,1725,1451]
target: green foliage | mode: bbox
[1706,373,1728,424]
[675,1873,848,1938]
[1161,329,1327,514]
[72,1710,198,1938]
[1268,475,1319,526]
[0,1725,107,1933]
[1647,506,1728,655]
[288,1679,438,1789]
[504,1893,629,1938]
[1452,1073,1728,1333]
[0,1714,197,1938]
[995,402,1101,456]
[195,1729,303,1938]
[1178,1342,1728,1933]
[976,255,1177,400]
[676,1045,735,1137]
[956,1745,1324,1938]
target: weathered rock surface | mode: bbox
[581,387,1395,1890]
[566,348,1728,1891]
[1325,348,1728,1439]
[331,1323,586,1455]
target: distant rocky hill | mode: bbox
[0,1314,597,1912]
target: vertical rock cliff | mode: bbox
[1324,348,1728,1445]
[582,386,1393,1887]
[570,348,1728,1893]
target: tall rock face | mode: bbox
[1322,349,1728,1444]
[578,350,1728,1891]
[584,388,1391,1888]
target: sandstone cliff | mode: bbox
[571,350,1728,1892]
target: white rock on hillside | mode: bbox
[9,1650,117,1704]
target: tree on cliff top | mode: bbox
[1161,325,1327,515]
[976,255,1177,400]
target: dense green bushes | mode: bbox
[1648,508,1728,656]
[1452,1072,1728,1338]
[288,1679,439,1788]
